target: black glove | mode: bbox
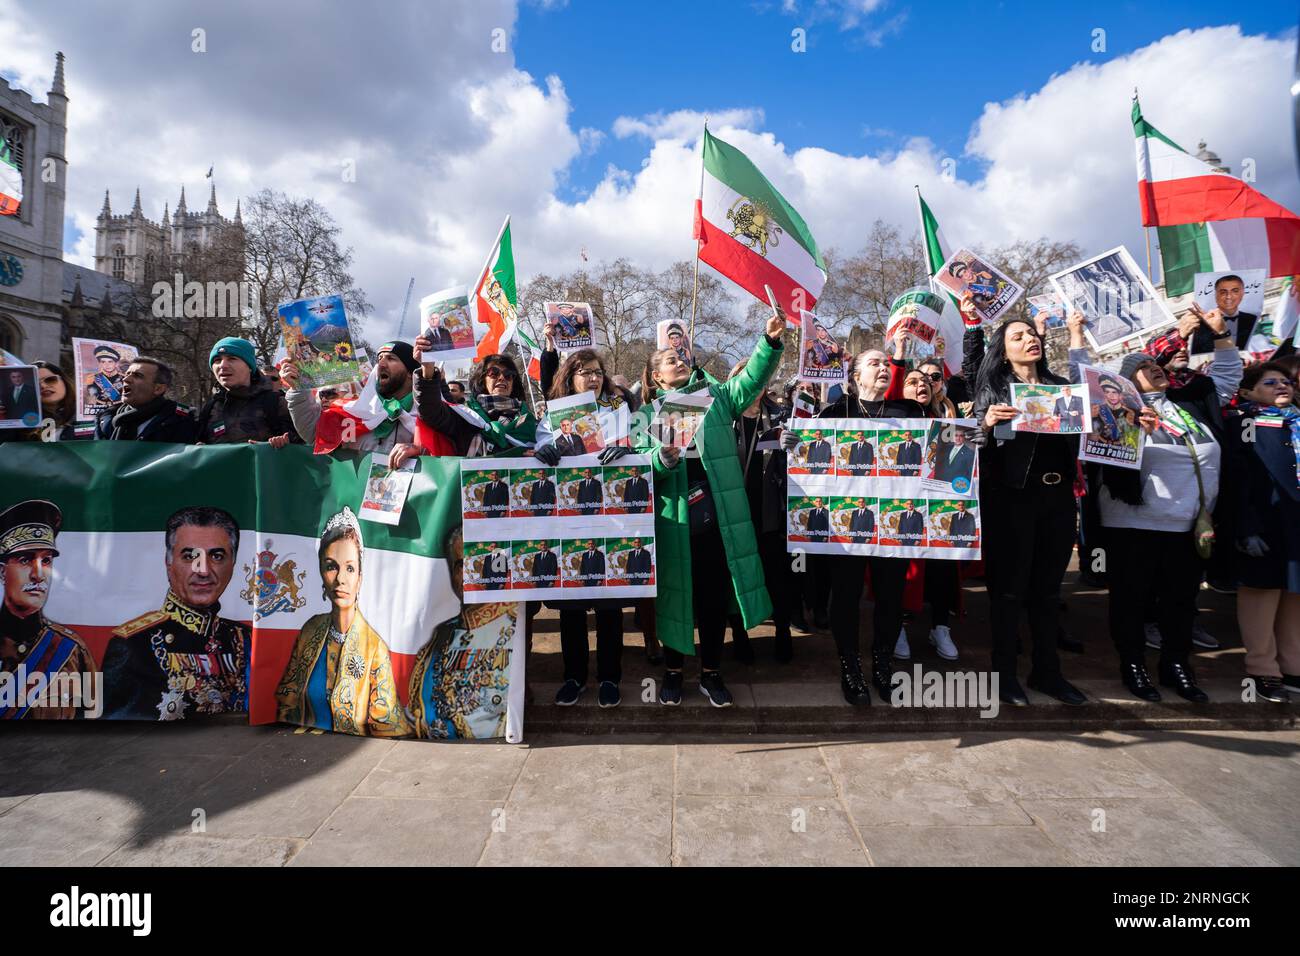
[598,445,632,464]
[533,443,561,466]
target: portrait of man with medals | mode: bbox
[101,506,248,720]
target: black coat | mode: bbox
[531,549,559,585]
[1225,407,1300,592]
[973,367,1076,490]
[1190,313,1256,354]
[95,397,197,443]
[196,375,297,444]
[529,478,556,507]
[482,480,510,510]
[555,432,587,457]
[626,547,653,580]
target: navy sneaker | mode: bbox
[699,671,734,708]
[597,681,621,708]
[554,679,585,706]
[659,671,683,706]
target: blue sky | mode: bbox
[517,0,1298,200]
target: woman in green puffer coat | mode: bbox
[635,309,785,707]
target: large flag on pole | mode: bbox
[0,134,22,217]
[1134,97,1300,295]
[472,217,519,359]
[516,326,543,381]
[915,188,966,377]
[695,129,826,316]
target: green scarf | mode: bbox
[371,391,414,440]
[466,395,538,450]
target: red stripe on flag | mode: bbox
[1140,174,1300,228]
[1266,218,1300,279]
[697,218,819,317]
[692,198,703,241]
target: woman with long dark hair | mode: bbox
[973,318,1085,706]
[636,310,785,707]
[532,347,635,707]
[413,348,537,456]
[1,361,79,442]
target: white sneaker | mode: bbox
[1144,623,1162,650]
[929,625,959,661]
[1191,621,1220,650]
[894,627,911,660]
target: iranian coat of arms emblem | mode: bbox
[240,541,308,620]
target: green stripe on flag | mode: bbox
[703,129,825,269]
[918,193,945,277]
[1131,100,1184,153]
[493,222,517,306]
[1156,222,1213,297]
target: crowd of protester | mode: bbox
[5,284,1298,710]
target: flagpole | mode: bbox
[688,120,707,353]
[914,185,933,276]
[1145,228,1154,282]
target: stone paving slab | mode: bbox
[2,725,1297,866]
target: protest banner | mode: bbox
[0,444,525,742]
[786,418,981,559]
[657,318,694,366]
[277,294,362,388]
[1078,364,1145,470]
[459,454,656,603]
[544,301,598,352]
[885,288,945,346]
[932,249,1023,324]
[0,364,40,429]
[71,337,137,420]
[1049,246,1175,353]
[651,391,713,449]
[418,285,478,361]
[545,390,607,454]
[1009,382,1092,435]
[798,311,848,382]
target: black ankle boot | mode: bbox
[870,655,896,699]
[838,654,871,706]
[1159,661,1209,703]
[1120,662,1161,702]
[774,628,793,663]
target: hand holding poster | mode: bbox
[1049,246,1174,353]
[418,286,478,361]
[1078,364,1145,470]
[277,294,361,388]
[545,390,607,455]
[71,337,138,420]
[651,391,713,449]
[798,310,848,382]
[459,455,656,602]
[657,318,694,366]
[932,249,1023,324]
[885,288,945,346]
[544,301,598,352]
[786,418,980,560]
[1026,293,1066,330]
[1008,382,1092,434]
[0,364,40,429]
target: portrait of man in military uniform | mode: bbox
[101,506,248,720]
[0,500,95,719]
[83,344,125,414]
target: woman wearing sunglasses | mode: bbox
[0,361,79,442]
[413,347,537,456]
[1226,361,1300,703]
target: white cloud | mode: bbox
[612,108,764,141]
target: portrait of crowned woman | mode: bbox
[275,507,410,737]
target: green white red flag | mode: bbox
[915,188,967,377]
[694,129,826,316]
[0,134,21,216]
[472,217,519,359]
[1134,97,1300,295]
[516,326,543,381]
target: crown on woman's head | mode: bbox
[324,506,362,545]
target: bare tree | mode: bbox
[240,189,372,365]
[817,220,927,347]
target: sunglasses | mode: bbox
[925,371,944,383]
[485,366,516,381]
